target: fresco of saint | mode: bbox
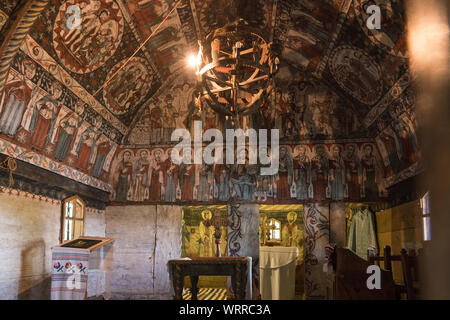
[328,145,345,201]
[379,129,402,175]
[92,134,114,178]
[178,153,195,201]
[197,163,213,202]
[230,148,254,201]
[53,102,84,162]
[113,150,133,202]
[310,145,329,201]
[393,119,419,167]
[343,144,361,200]
[0,59,36,137]
[130,149,149,201]
[29,81,62,151]
[164,148,178,202]
[293,145,310,200]
[149,149,164,201]
[75,129,98,170]
[149,104,163,144]
[360,144,382,200]
[214,147,231,201]
[276,146,293,200]
[281,211,301,247]
[199,209,215,257]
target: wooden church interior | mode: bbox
[0,0,449,300]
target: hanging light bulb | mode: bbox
[187,54,199,68]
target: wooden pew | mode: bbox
[368,246,420,299]
[400,248,421,300]
[326,247,396,300]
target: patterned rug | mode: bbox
[182,288,227,300]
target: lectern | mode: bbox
[50,236,115,300]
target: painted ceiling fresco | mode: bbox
[27,0,161,127]
[0,0,419,195]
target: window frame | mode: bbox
[266,217,282,242]
[60,195,86,243]
[420,192,431,241]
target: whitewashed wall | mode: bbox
[0,190,60,299]
[84,208,106,237]
[0,188,107,299]
[105,205,182,299]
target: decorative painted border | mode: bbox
[313,0,353,78]
[86,207,106,215]
[385,161,423,187]
[364,72,412,127]
[0,0,49,93]
[0,137,112,192]
[0,185,61,205]
[227,201,243,257]
[303,204,329,298]
[0,9,8,30]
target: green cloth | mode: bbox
[346,208,378,259]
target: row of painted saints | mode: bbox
[0,59,116,179]
[110,143,386,203]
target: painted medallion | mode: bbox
[329,45,383,105]
[53,0,124,74]
[103,57,152,116]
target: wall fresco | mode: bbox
[0,137,112,192]
[0,0,421,193]
[259,207,304,265]
[0,53,118,183]
[109,142,387,203]
[181,206,228,258]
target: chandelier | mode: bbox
[193,19,279,128]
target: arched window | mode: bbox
[267,218,281,242]
[61,196,86,242]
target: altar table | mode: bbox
[168,257,252,300]
[260,246,299,300]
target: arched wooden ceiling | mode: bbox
[1,0,412,142]
[0,0,419,191]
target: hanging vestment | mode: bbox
[346,207,378,259]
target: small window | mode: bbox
[61,196,85,242]
[420,192,431,241]
[267,218,281,242]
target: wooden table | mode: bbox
[168,257,250,300]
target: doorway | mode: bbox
[259,204,305,299]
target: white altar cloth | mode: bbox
[50,237,114,300]
[259,246,299,300]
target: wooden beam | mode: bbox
[0,0,49,93]
[0,154,110,208]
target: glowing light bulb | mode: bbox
[187,54,199,68]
